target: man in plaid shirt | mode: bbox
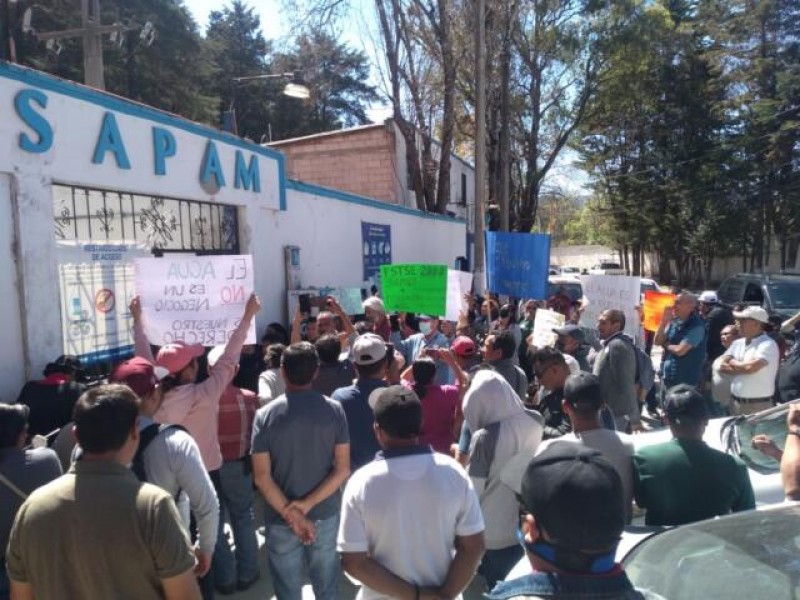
[209,345,261,595]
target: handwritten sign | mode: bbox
[444,270,474,321]
[579,275,641,339]
[485,232,550,298]
[643,290,676,332]
[135,255,256,346]
[381,264,448,316]
[57,241,150,364]
[531,308,566,348]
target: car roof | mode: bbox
[725,272,800,283]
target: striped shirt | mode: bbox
[217,384,259,461]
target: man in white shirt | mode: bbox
[720,306,780,415]
[502,372,635,523]
[338,385,485,599]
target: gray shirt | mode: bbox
[1,447,62,560]
[139,417,219,555]
[490,358,529,401]
[251,390,350,524]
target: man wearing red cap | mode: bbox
[109,357,219,582]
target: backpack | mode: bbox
[131,423,187,484]
[621,335,655,394]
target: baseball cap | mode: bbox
[698,290,718,304]
[353,334,387,366]
[451,336,477,357]
[663,384,708,424]
[520,442,624,551]
[732,305,770,324]
[553,324,585,343]
[156,342,205,375]
[368,385,423,439]
[109,356,169,397]
[563,372,603,412]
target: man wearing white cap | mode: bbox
[720,306,780,415]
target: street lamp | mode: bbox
[225,71,310,137]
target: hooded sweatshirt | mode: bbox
[463,370,544,549]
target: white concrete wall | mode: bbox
[0,175,25,402]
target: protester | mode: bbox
[463,370,544,589]
[108,357,219,583]
[262,322,289,347]
[780,310,800,358]
[6,385,201,600]
[292,297,357,350]
[206,346,260,595]
[451,335,481,373]
[698,290,734,364]
[711,324,740,414]
[258,343,286,405]
[0,405,62,599]
[489,443,656,600]
[546,285,572,319]
[385,344,405,386]
[781,404,800,500]
[251,342,350,600]
[363,296,391,341]
[333,334,388,472]
[338,385,485,600]
[392,315,453,385]
[593,309,641,432]
[517,300,539,373]
[655,292,706,390]
[719,306,780,415]
[553,324,591,372]
[777,343,800,405]
[313,334,356,396]
[529,348,573,439]
[633,384,755,526]
[401,349,468,454]
[474,298,500,337]
[15,354,85,439]
[492,304,522,353]
[482,330,529,401]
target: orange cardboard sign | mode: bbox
[643,290,676,332]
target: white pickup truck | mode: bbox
[589,261,627,275]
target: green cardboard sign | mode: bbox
[380,264,448,316]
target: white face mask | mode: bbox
[419,321,432,335]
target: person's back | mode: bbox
[16,355,86,437]
[313,334,357,396]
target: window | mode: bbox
[743,283,765,305]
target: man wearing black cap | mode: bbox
[487,443,656,599]
[553,324,590,372]
[338,386,486,600]
[633,384,755,526]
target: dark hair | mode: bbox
[498,304,516,324]
[43,355,82,378]
[411,358,437,399]
[601,309,626,330]
[281,342,319,386]
[491,330,517,359]
[265,343,287,369]
[262,322,289,346]
[73,384,139,454]
[159,357,199,395]
[0,404,29,448]
[404,313,420,333]
[315,334,342,365]
[529,346,567,373]
[355,359,385,380]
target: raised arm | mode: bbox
[130,296,155,362]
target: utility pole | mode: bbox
[473,0,487,292]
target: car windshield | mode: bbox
[623,505,800,599]
[732,403,791,475]
[641,281,658,294]
[547,282,582,302]
[768,281,800,309]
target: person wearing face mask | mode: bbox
[391,315,453,385]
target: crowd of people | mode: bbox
[1,286,800,600]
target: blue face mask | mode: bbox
[419,321,432,335]
[516,527,617,574]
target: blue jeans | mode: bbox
[266,513,340,600]
[212,458,260,586]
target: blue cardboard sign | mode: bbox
[362,222,392,281]
[485,232,550,298]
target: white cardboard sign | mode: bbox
[135,255,256,346]
[444,270,474,321]
[531,308,565,348]
[579,275,641,338]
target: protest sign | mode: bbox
[485,232,550,298]
[135,255,256,346]
[579,275,641,339]
[57,241,150,364]
[329,288,365,316]
[381,264,448,316]
[445,270,474,321]
[643,290,676,332]
[362,222,392,282]
[531,308,566,349]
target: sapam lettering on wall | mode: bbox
[135,255,256,345]
[12,88,261,192]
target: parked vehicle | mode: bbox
[623,503,799,599]
[640,278,659,295]
[589,261,626,276]
[559,266,581,277]
[546,276,583,303]
[717,272,800,320]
